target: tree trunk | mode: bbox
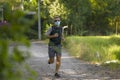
[20,0,24,10]
[115,17,119,35]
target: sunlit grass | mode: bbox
[64,36,120,64]
[102,62,120,70]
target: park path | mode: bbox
[17,41,120,80]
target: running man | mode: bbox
[46,16,64,78]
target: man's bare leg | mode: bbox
[48,58,54,64]
[55,56,61,73]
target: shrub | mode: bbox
[0,10,35,80]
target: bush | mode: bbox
[0,9,35,80]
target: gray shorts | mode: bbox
[48,45,61,58]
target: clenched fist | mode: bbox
[54,33,59,37]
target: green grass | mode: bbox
[102,62,120,70]
[63,35,120,64]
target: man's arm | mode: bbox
[47,33,58,38]
[46,27,58,38]
[61,27,65,41]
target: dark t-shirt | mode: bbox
[46,26,63,46]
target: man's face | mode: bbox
[54,17,61,27]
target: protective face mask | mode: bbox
[55,21,60,27]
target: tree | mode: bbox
[61,0,92,35]
[87,0,110,35]
[105,0,120,35]
[24,0,38,11]
[61,0,120,35]
[0,1,35,80]
[39,0,68,38]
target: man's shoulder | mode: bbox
[48,27,52,30]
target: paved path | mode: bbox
[17,41,120,80]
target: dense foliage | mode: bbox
[60,0,120,35]
[1,0,120,38]
[22,0,120,37]
[0,1,35,80]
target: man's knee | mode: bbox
[56,56,61,63]
[49,58,54,64]
[50,59,54,63]
[51,60,54,63]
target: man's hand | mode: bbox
[62,37,65,42]
[47,33,58,38]
[54,33,59,37]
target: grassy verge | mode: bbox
[63,35,120,64]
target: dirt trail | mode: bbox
[19,41,120,80]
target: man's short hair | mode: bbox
[54,16,60,19]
